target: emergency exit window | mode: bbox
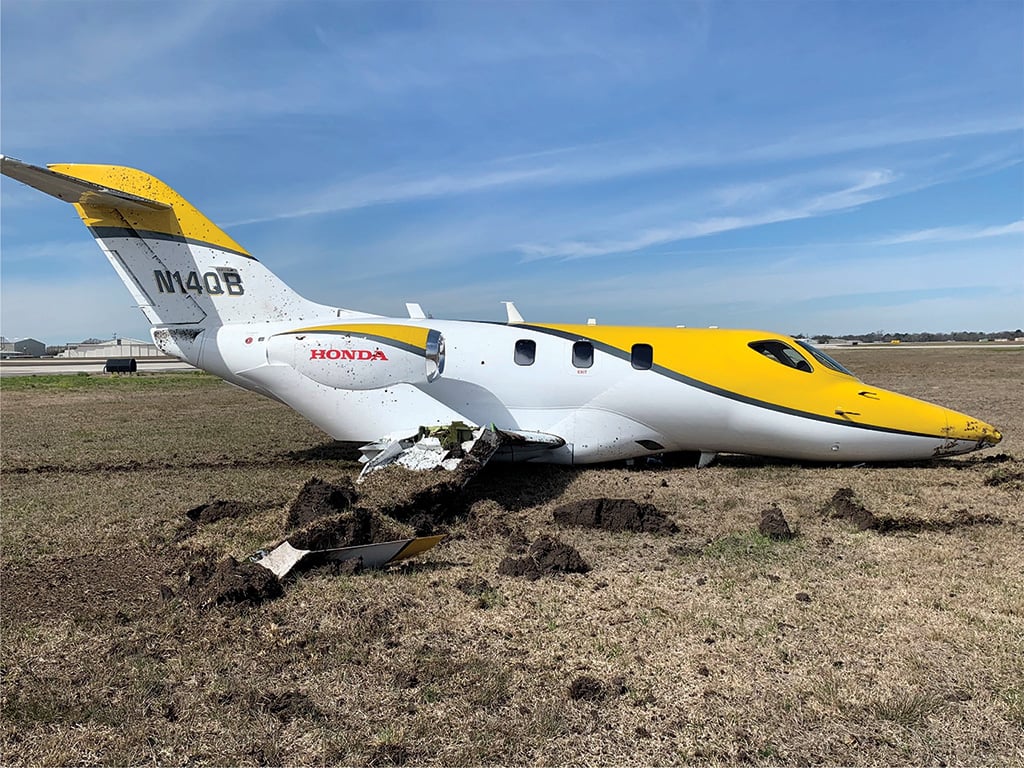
[572,341,594,368]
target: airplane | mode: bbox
[1,156,1004,472]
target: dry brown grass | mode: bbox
[1,349,1022,766]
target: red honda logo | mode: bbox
[310,348,388,361]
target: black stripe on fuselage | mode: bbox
[515,324,945,441]
[276,329,425,358]
[88,226,255,260]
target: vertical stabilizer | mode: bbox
[1,156,342,331]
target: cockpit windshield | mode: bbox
[749,340,813,372]
[794,339,857,377]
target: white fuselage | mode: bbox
[189,317,992,464]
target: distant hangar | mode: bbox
[58,337,165,359]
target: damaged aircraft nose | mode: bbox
[940,411,1002,454]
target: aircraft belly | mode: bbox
[548,373,967,462]
[235,363,467,441]
[702,397,963,461]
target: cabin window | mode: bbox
[749,340,813,373]
[631,343,653,370]
[572,340,594,368]
[514,339,536,366]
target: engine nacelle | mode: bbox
[268,324,444,390]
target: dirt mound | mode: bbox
[972,452,1014,464]
[568,675,605,701]
[985,469,1024,488]
[287,508,409,551]
[188,555,283,607]
[358,434,499,534]
[568,675,628,701]
[497,535,590,580]
[284,477,358,529]
[821,488,1002,534]
[185,499,256,524]
[359,466,470,535]
[256,690,322,723]
[553,498,678,534]
[821,488,876,530]
[454,575,492,596]
[758,504,796,540]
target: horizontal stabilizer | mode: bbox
[0,155,170,211]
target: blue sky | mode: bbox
[1,0,1022,344]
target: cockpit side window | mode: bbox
[749,340,813,373]
[794,339,857,377]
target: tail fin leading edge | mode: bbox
[1,155,330,330]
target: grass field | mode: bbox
[2,348,1022,766]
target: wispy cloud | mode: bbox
[515,169,901,260]
[226,115,1020,228]
[873,220,1024,245]
[2,1,1021,339]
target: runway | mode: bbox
[0,358,197,377]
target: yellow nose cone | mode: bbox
[943,411,1002,446]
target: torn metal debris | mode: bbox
[251,535,445,579]
[357,422,501,481]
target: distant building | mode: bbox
[0,337,46,358]
[58,336,167,358]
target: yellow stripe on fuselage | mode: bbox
[531,325,955,437]
[47,163,251,258]
[286,323,432,353]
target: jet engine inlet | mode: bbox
[426,329,445,382]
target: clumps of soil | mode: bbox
[186,555,283,607]
[568,674,627,701]
[284,477,358,529]
[984,469,1024,488]
[255,690,322,723]
[553,497,678,534]
[358,466,471,535]
[281,478,410,551]
[288,508,409,551]
[358,433,500,534]
[497,535,590,580]
[176,498,260,541]
[971,452,1014,465]
[821,488,1003,534]
[758,504,796,540]
[454,575,492,596]
[454,575,500,608]
[185,499,257,524]
[821,488,876,530]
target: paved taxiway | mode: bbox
[0,359,196,377]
